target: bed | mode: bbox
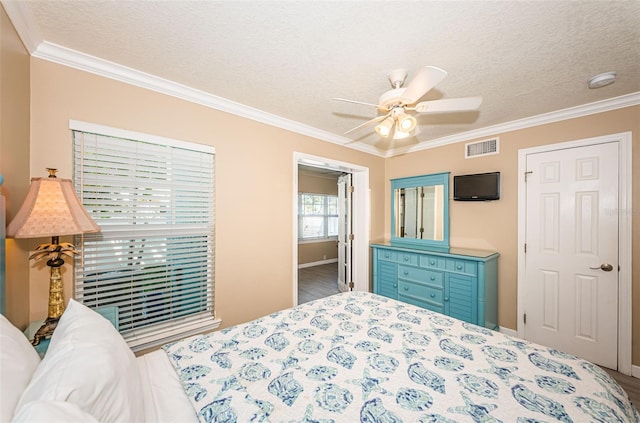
[2,291,639,422]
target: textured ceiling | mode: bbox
[9,1,640,155]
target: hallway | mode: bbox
[298,263,339,304]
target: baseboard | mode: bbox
[298,258,338,269]
[631,365,640,379]
[499,326,517,338]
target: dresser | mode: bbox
[372,243,499,330]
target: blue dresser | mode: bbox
[372,243,499,330]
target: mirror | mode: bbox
[394,185,444,240]
[391,172,449,251]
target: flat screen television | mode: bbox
[453,172,500,201]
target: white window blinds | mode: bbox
[71,121,217,351]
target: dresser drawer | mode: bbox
[420,255,447,270]
[397,252,419,266]
[446,259,478,276]
[398,265,443,287]
[378,249,419,266]
[377,249,397,262]
[398,280,444,304]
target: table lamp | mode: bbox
[6,168,100,345]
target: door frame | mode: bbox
[293,153,370,305]
[337,173,352,293]
[516,132,632,375]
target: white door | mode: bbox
[337,173,353,292]
[523,141,619,368]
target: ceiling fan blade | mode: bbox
[343,114,387,135]
[399,66,448,105]
[413,96,483,113]
[332,97,381,109]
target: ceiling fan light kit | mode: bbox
[393,129,412,140]
[335,66,483,139]
[375,116,394,137]
[398,113,417,132]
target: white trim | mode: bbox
[632,365,640,380]
[0,0,42,54]
[298,237,338,245]
[517,132,633,375]
[293,153,370,306]
[30,40,376,155]
[69,119,215,154]
[384,93,640,158]
[128,317,221,352]
[298,258,338,269]
[3,0,635,161]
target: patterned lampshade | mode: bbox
[6,171,100,238]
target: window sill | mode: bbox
[298,237,338,245]
[127,315,221,353]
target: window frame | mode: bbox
[70,120,219,351]
[297,192,339,242]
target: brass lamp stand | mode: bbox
[30,235,78,345]
[6,169,100,345]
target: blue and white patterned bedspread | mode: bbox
[163,291,639,422]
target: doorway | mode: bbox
[517,132,632,374]
[293,153,370,306]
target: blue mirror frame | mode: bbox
[390,172,450,252]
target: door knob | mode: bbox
[589,264,614,272]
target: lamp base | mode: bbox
[31,317,59,346]
[31,254,67,346]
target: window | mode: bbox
[71,121,217,351]
[298,193,338,241]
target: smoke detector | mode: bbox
[588,71,616,89]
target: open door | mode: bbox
[337,173,352,292]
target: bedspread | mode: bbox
[163,291,639,422]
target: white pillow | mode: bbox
[12,400,99,423]
[0,314,41,423]
[15,299,144,423]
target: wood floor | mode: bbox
[298,262,340,304]
[604,368,640,409]
[297,263,640,409]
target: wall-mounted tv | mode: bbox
[453,172,500,201]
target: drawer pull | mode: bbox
[430,293,436,298]
[404,256,410,261]
[430,276,435,281]
[456,264,463,270]
[430,260,435,265]
[393,284,397,288]
[404,286,409,291]
[384,253,390,258]
[404,270,409,275]
[444,297,449,302]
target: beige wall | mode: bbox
[298,241,338,265]
[384,106,640,363]
[13,58,385,330]
[298,170,339,265]
[0,5,30,329]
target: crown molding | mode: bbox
[32,42,386,153]
[32,41,638,160]
[387,92,640,157]
[4,0,635,160]
[1,0,42,53]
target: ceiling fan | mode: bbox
[334,66,482,140]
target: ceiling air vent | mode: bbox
[465,137,499,159]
